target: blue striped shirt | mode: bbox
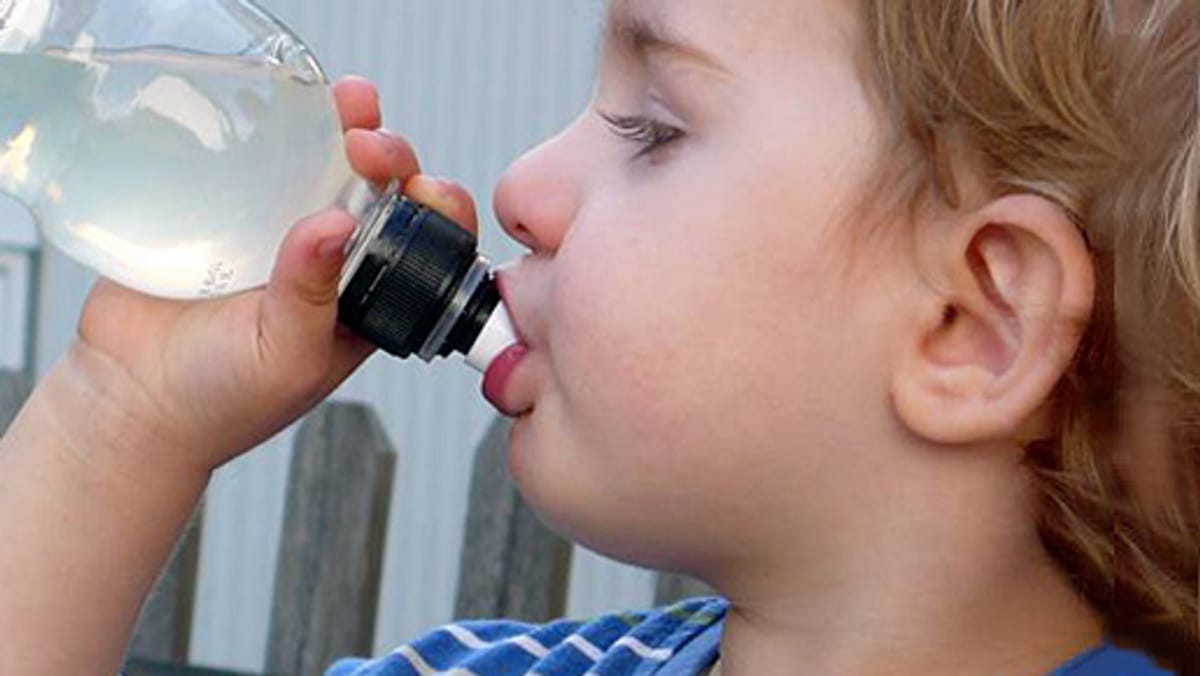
[325,597,1174,675]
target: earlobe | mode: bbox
[890,195,1096,445]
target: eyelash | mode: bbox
[599,111,685,159]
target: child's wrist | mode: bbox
[31,340,214,489]
[0,343,211,675]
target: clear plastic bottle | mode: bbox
[0,0,515,369]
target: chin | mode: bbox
[505,416,695,574]
[503,410,537,484]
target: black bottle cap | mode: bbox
[338,198,481,359]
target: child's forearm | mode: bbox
[0,346,210,674]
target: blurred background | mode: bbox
[0,0,664,671]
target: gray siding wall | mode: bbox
[6,1,660,672]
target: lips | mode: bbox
[482,265,539,416]
[482,343,530,416]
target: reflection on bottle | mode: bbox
[0,124,35,189]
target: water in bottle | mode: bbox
[0,46,355,298]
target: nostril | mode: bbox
[510,222,540,252]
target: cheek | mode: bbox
[522,203,869,567]
[543,191,846,465]
[546,222,680,444]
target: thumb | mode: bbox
[259,210,357,360]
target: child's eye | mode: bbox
[598,111,685,160]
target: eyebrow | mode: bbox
[603,4,731,75]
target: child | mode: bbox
[1,0,1196,674]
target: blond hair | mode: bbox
[860,1,1199,671]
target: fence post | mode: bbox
[265,402,397,676]
[455,416,573,622]
[0,368,30,433]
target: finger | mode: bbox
[258,210,357,365]
[333,76,382,131]
[345,128,421,189]
[405,174,480,237]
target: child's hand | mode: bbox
[55,76,480,477]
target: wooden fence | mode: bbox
[0,371,710,675]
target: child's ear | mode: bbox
[890,195,1096,445]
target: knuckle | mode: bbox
[378,129,419,166]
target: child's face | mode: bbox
[490,0,901,572]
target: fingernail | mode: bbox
[432,176,457,199]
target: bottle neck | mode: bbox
[335,176,400,298]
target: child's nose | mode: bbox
[492,128,583,255]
